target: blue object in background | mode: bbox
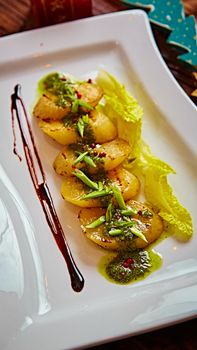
[167,15,197,65]
[122,0,197,66]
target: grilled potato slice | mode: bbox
[38,120,78,145]
[61,176,102,208]
[79,200,163,250]
[95,139,130,171]
[61,167,139,208]
[53,145,77,176]
[33,82,103,120]
[89,110,117,143]
[108,166,140,200]
[53,138,131,176]
[77,82,103,109]
[38,109,117,145]
[33,94,68,120]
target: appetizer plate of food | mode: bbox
[0,9,196,350]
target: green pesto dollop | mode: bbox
[39,72,76,108]
[99,249,162,284]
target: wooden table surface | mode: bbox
[0,1,196,349]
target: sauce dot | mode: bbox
[99,151,106,158]
[122,257,134,269]
[123,262,129,268]
[76,91,82,99]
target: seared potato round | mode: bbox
[33,82,103,120]
[126,200,163,249]
[53,138,131,176]
[89,110,117,143]
[38,109,117,146]
[39,120,78,145]
[33,94,69,120]
[77,82,103,109]
[108,166,140,200]
[53,145,77,176]
[61,176,102,208]
[61,168,139,208]
[79,200,163,250]
[95,139,130,171]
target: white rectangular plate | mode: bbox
[0,10,197,350]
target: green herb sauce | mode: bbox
[38,72,76,108]
[98,249,162,284]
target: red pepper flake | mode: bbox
[87,78,92,83]
[60,77,67,81]
[76,91,82,99]
[99,151,106,158]
[91,143,96,149]
[122,257,134,269]
[123,262,129,268]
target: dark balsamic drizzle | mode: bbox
[11,84,84,292]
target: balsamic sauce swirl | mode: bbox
[11,84,84,292]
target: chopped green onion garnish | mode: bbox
[77,118,85,138]
[76,114,89,138]
[84,155,96,168]
[112,186,127,210]
[81,189,112,199]
[72,99,93,114]
[108,229,123,236]
[86,215,106,228]
[73,151,88,165]
[73,170,98,190]
[98,181,104,191]
[78,100,94,110]
[71,99,79,113]
[121,208,138,216]
[130,227,148,242]
[105,202,113,222]
[66,85,75,96]
[113,220,135,228]
[82,114,89,123]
